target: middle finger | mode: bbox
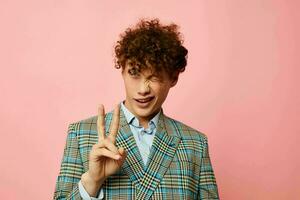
[108,104,120,143]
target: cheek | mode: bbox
[153,85,170,99]
[124,78,137,94]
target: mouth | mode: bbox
[134,97,154,107]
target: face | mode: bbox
[121,62,178,124]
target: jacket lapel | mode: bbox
[137,109,182,200]
[114,107,145,188]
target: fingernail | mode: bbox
[115,155,121,160]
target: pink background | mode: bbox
[0,0,299,199]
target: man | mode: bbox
[54,18,219,199]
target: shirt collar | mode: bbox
[120,101,161,129]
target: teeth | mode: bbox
[137,98,152,103]
[138,99,149,103]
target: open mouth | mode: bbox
[134,97,154,107]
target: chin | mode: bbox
[134,107,153,117]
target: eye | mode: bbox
[149,75,163,82]
[150,76,160,82]
[128,68,140,77]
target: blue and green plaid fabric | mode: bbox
[53,103,219,199]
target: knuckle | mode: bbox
[102,138,108,145]
[95,148,102,154]
[106,136,113,142]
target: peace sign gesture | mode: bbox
[81,104,127,196]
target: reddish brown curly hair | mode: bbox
[114,18,188,80]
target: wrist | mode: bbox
[81,172,104,197]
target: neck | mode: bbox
[123,100,160,129]
[139,119,149,129]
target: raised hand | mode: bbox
[81,104,127,196]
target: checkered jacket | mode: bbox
[53,104,219,199]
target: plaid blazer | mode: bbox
[53,104,219,200]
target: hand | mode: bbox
[85,104,127,185]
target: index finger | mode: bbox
[108,104,120,142]
[97,104,106,142]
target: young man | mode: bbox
[54,18,219,199]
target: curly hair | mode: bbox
[114,18,188,79]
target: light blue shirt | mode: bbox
[78,102,161,199]
[120,101,160,165]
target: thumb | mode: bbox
[118,147,127,164]
[118,147,127,158]
[116,147,127,167]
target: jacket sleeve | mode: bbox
[53,123,84,200]
[198,136,220,199]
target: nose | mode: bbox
[138,80,150,95]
